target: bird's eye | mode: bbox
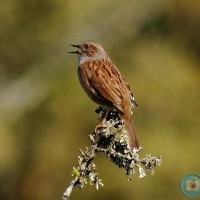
[84,44,89,49]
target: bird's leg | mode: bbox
[95,109,111,133]
[101,109,110,123]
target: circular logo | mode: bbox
[180,172,200,197]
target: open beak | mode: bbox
[68,44,82,54]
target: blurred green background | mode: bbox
[0,0,199,200]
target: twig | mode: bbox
[62,178,79,200]
[62,108,162,199]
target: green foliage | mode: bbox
[72,167,80,177]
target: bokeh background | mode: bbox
[0,0,199,200]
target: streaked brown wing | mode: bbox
[88,60,126,113]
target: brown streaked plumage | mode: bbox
[69,41,139,150]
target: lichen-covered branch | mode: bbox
[62,108,162,200]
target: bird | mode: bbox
[69,41,139,150]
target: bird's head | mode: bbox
[69,41,108,63]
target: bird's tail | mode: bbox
[124,119,140,150]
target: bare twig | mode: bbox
[62,178,79,200]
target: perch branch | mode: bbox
[62,108,162,200]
